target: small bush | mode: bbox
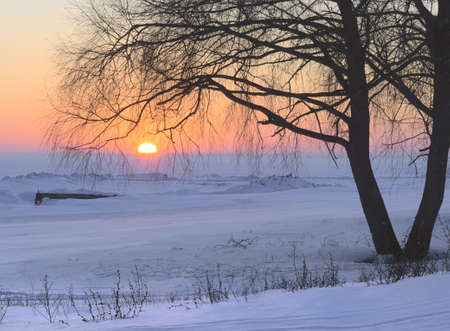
[284,243,341,291]
[270,255,341,291]
[359,253,448,285]
[193,254,342,305]
[71,268,149,322]
[194,265,231,304]
[33,275,64,324]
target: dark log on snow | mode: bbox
[34,191,118,205]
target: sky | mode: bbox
[0,0,322,157]
[0,1,71,152]
[0,1,421,158]
[0,1,288,155]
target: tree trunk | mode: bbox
[347,144,404,257]
[404,122,449,258]
[405,3,450,259]
[337,0,403,257]
[404,64,450,259]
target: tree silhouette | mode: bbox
[50,0,449,258]
[368,0,449,258]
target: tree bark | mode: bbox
[338,0,403,257]
[405,2,450,258]
[347,136,404,257]
[405,120,449,258]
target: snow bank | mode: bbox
[1,172,113,183]
[223,174,317,194]
[118,172,173,181]
[4,273,450,330]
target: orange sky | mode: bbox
[0,1,337,155]
[0,1,294,154]
[0,1,70,151]
[0,1,418,156]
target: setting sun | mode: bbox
[138,143,157,154]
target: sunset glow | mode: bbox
[0,0,70,152]
[138,143,157,154]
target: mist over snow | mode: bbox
[0,151,431,178]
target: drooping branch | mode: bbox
[206,77,349,147]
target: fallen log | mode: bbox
[34,191,118,205]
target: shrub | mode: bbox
[359,253,448,285]
[33,275,64,323]
[71,268,149,322]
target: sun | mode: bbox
[138,142,157,154]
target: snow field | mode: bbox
[3,274,450,330]
[0,155,449,330]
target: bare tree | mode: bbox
[367,0,449,258]
[51,0,414,256]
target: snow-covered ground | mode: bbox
[0,152,449,330]
[4,274,450,330]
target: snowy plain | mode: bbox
[5,274,450,331]
[0,152,449,330]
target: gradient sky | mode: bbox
[0,1,71,151]
[0,1,398,156]
[0,1,342,155]
[0,1,263,154]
